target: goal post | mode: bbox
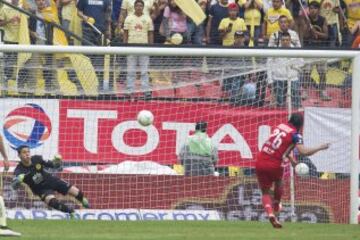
[351,55,360,224]
[0,45,358,224]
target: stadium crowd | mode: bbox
[0,0,359,48]
[0,0,354,104]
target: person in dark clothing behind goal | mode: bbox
[12,145,90,217]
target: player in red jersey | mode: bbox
[256,113,329,228]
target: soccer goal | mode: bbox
[0,44,358,224]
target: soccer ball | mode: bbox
[295,163,309,176]
[171,33,183,45]
[137,110,154,127]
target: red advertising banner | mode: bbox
[59,100,287,166]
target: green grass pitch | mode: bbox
[7,220,360,240]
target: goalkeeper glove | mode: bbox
[52,154,62,168]
[11,174,25,190]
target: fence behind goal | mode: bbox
[0,45,358,223]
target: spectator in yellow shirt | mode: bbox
[218,3,247,46]
[0,0,21,88]
[238,0,263,46]
[344,0,360,31]
[124,0,154,98]
[118,0,156,30]
[263,0,293,39]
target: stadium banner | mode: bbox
[304,107,359,173]
[2,174,353,223]
[59,100,287,166]
[0,99,59,161]
[6,209,221,221]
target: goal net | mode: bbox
[0,45,357,224]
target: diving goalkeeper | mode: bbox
[12,145,90,217]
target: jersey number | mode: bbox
[269,128,286,150]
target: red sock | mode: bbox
[274,185,283,203]
[262,194,273,216]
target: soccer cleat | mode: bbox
[269,215,282,229]
[82,197,90,209]
[273,202,282,214]
[0,226,21,237]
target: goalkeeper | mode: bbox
[12,145,89,217]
